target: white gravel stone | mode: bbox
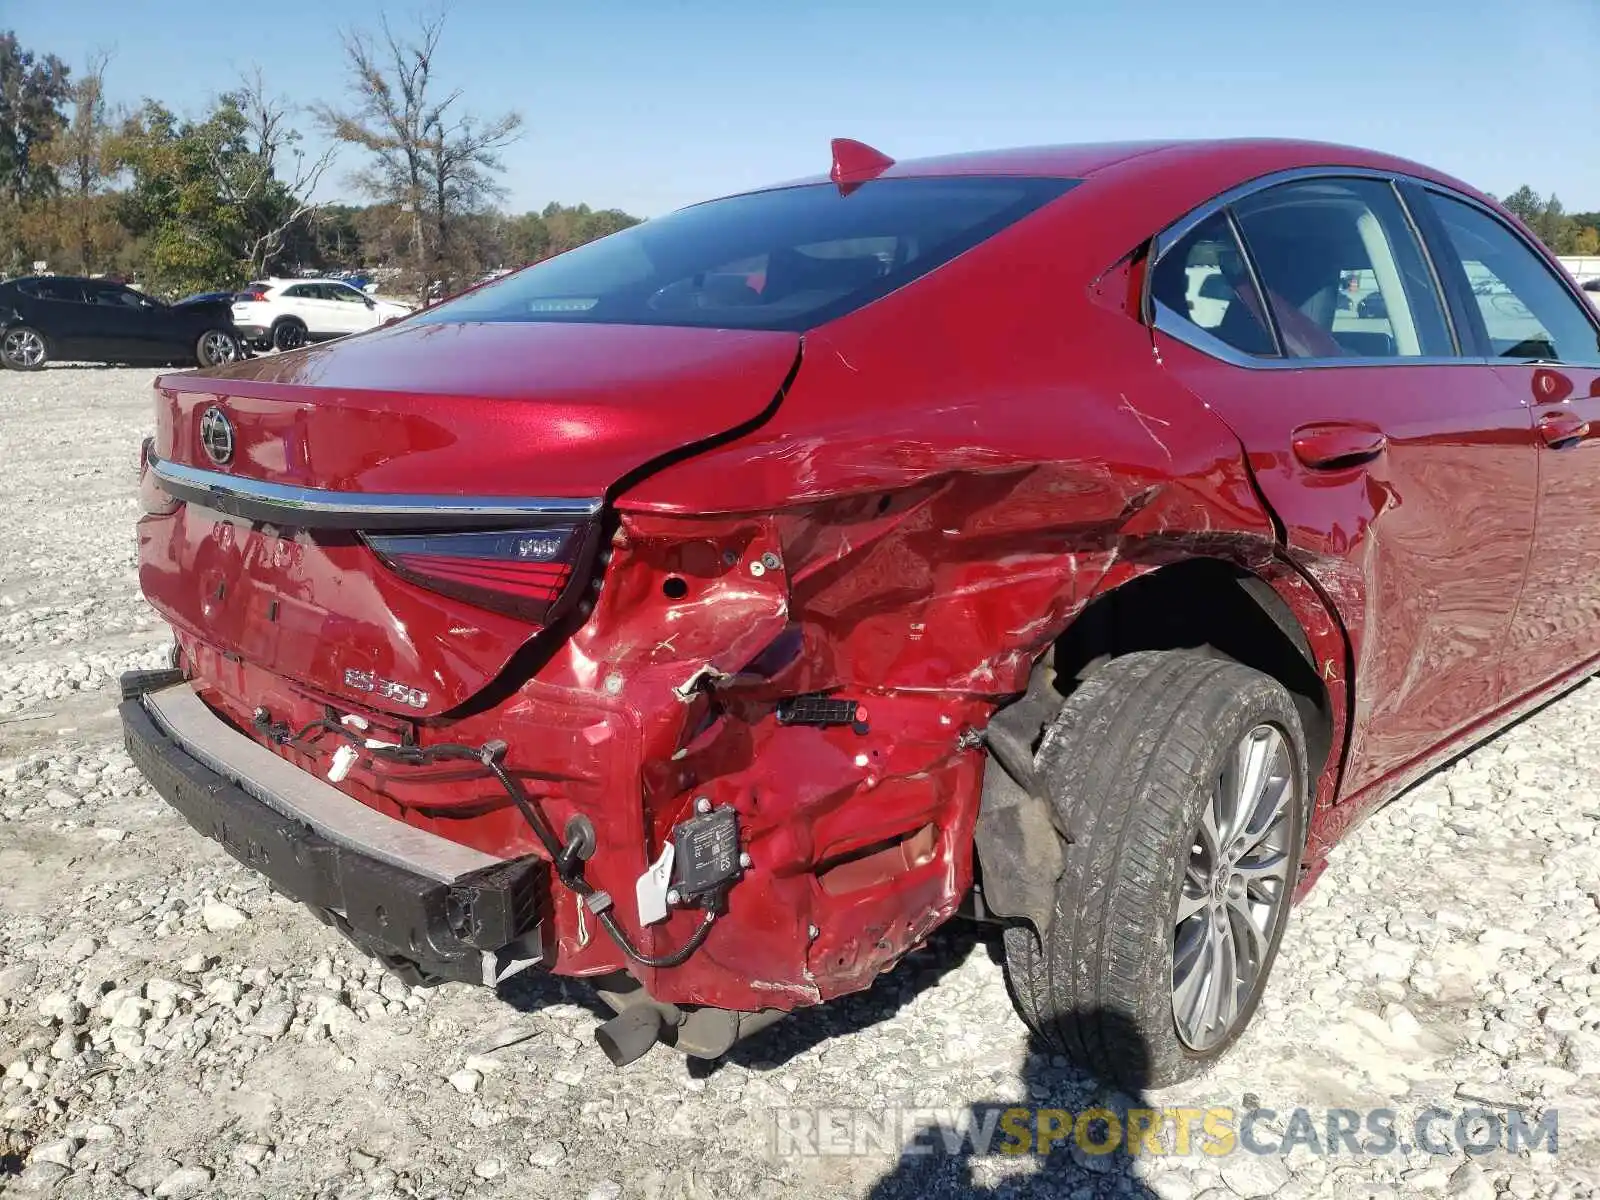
[1219,1156,1292,1197]
[200,901,248,932]
[30,1137,79,1167]
[447,1068,482,1094]
[1149,1172,1196,1200]
[37,993,86,1025]
[153,1165,214,1198]
[12,1162,69,1191]
[1446,1161,1496,1200]
[243,1005,291,1040]
[528,1141,566,1168]
[232,1142,271,1166]
[1403,1166,1451,1192]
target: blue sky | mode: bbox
[13,0,1600,217]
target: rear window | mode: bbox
[415,178,1076,332]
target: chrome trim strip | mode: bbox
[1154,165,1412,259]
[150,455,602,530]
[141,684,502,883]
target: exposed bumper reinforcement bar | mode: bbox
[119,674,547,986]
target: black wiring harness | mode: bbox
[255,713,720,969]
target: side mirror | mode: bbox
[364,297,376,309]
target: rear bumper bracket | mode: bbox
[120,672,547,986]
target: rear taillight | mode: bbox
[363,525,597,625]
[235,290,267,302]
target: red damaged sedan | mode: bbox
[123,138,1600,1086]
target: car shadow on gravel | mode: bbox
[496,970,616,1023]
[492,922,1155,1195]
[864,1016,1159,1199]
[493,920,993,1071]
[713,920,996,1073]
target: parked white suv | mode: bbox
[232,279,413,351]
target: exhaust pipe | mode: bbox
[594,1005,664,1067]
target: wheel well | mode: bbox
[1051,558,1335,780]
[272,315,305,328]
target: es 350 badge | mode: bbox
[343,667,430,709]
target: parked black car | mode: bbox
[0,276,242,370]
[1357,291,1388,319]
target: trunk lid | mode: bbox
[154,321,798,495]
[141,321,799,717]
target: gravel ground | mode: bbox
[3,365,1600,1199]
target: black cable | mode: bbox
[265,712,720,966]
[599,909,716,968]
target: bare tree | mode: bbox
[43,49,119,273]
[317,11,522,300]
[204,68,337,277]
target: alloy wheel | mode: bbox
[3,329,45,367]
[1172,723,1296,1051]
[199,330,239,365]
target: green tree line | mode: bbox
[0,19,640,300]
[1495,186,1600,256]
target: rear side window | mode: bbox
[414,178,1076,332]
[1149,212,1277,356]
[1426,193,1600,363]
[88,286,144,309]
[17,278,86,303]
[1232,179,1454,359]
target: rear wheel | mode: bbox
[271,318,307,352]
[1,326,48,370]
[1001,650,1308,1088]
[195,329,241,367]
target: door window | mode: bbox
[1231,179,1454,359]
[1426,193,1600,363]
[19,278,87,304]
[326,285,367,304]
[86,285,145,309]
[1149,212,1277,356]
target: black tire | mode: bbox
[194,328,240,367]
[0,325,49,370]
[271,318,307,352]
[1001,650,1308,1089]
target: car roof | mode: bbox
[754,138,1482,202]
[8,274,100,285]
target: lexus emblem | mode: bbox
[199,407,234,466]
